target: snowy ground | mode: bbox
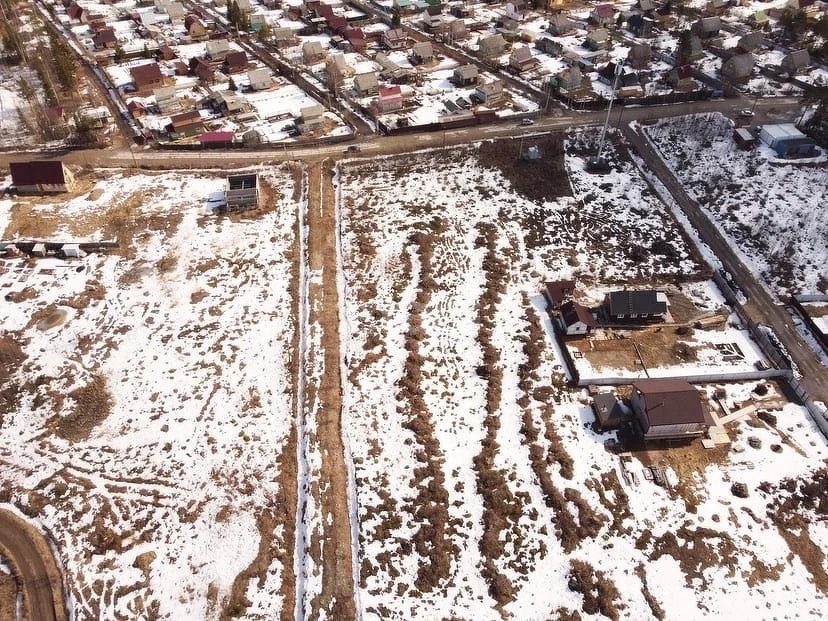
[643,113,828,296]
[338,136,828,619]
[0,167,299,619]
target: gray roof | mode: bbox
[607,290,666,316]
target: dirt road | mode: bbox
[300,160,356,620]
[0,509,67,621]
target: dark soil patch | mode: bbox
[568,558,624,620]
[55,374,114,442]
[478,134,571,203]
[4,286,37,303]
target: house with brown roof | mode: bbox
[383,28,407,50]
[343,27,366,51]
[158,45,177,61]
[548,14,575,36]
[130,63,164,92]
[184,15,208,39]
[9,160,76,194]
[559,301,596,336]
[630,379,710,441]
[66,2,84,21]
[224,51,248,73]
[544,280,575,309]
[92,27,117,50]
[168,110,202,136]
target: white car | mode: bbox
[738,109,755,118]
[520,118,535,126]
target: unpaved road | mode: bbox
[0,509,66,621]
[302,160,356,620]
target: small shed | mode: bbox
[592,393,629,430]
[61,244,82,258]
[733,127,756,150]
[32,243,47,257]
[758,124,816,156]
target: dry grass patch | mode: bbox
[4,286,38,303]
[2,201,60,238]
[55,374,114,442]
[568,558,624,620]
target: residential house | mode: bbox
[215,90,249,114]
[544,280,575,309]
[394,0,415,13]
[224,51,248,73]
[667,64,695,90]
[9,161,76,194]
[758,124,816,156]
[273,27,297,48]
[478,34,506,59]
[249,13,268,32]
[584,28,609,51]
[707,0,728,12]
[781,49,809,74]
[627,44,652,69]
[92,27,117,50]
[164,1,186,22]
[199,131,235,148]
[452,64,478,86]
[126,99,147,118]
[506,0,528,21]
[411,41,434,64]
[343,27,366,51]
[604,290,668,321]
[193,58,215,84]
[443,18,469,41]
[377,85,404,112]
[184,15,208,39]
[303,40,326,64]
[172,60,189,76]
[225,173,259,212]
[559,301,596,336]
[555,64,583,90]
[383,28,407,50]
[630,379,710,441]
[153,85,179,113]
[422,6,442,30]
[627,13,654,37]
[299,104,325,133]
[66,2,85,21]
[474,79,503,103]
[508,45,534,72]
[535,37,563,56]
[248,67,271,90]
[354,72,379,96]
[592,392,629,430]
[158,45,177,61]
[737,31,766,53]
[547,14,575,36]
[168,110,202,135]
[720,53,754,82]
[130,63,164,92]
[590,4,615,27]
[206,38,230,60]
[691,16,721,39]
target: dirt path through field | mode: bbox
[303,160,356,620]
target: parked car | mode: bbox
[738,109,755,118]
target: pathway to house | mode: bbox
[299,159,357,621]
[623,123,828,405]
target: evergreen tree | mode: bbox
[142,42,151,58]
[228,75,237,91]
[257,21,272,43]
[48,31,75,91]
[113,44,125,63]
[675,29,693,66]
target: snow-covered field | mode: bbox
[0,168,299,619]
[644,113,828,295]
[338,139,828,619]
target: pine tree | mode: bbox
[49,31,75,91]
[675,29,693,66]
[113,44,125,63]
[257,21,272,43]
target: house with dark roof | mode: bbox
[559,300,596,336]
[224,51,248,73]
[92,27,117,50]
[604,290,668,322]
[592,392,630,430]
[691,16,721,39]
[627,44,652,69]
[721,53,754,82]
[630,379,710,441]
[9,160,76,194]
[627,14,654,37]
[544,280,575,309]
[130,63,164,92]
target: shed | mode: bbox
[32,243,47,257]
[592,392,629,430]
[733,127,756,150]
[199,131,235,147]
[61,244,82,258]
[630,379,710,441]
[758,124,816,156]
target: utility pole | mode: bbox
[588,62,623,172]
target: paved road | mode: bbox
[623,123,828,404]
[0,509,66,621]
